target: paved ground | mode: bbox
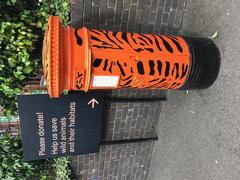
[148,0,240,180]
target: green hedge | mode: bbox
[1,1,72,179]
[0,0,70,115]
[0,133,71,180]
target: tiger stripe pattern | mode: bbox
[74,29,191,90]
[89,29,186,54]
[91,57,189,89]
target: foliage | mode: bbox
[54,157,71,180]
[0,20,39,115]
[0,133,72,180]
[0,0,70,115]
[1,0,71,177]
[38,0,71,28]
[0,133,34,179]
[0,1,41,115]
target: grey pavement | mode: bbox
[148,0,240,180]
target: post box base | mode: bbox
[180,37,221,90]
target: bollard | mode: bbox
[42,16,220,98]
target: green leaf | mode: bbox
[18,75,25,80]
[36,21,43,28]
[63,90,69,95]
[17,66,23,71]
[23,66,33,74]
[20,31,26,35]
[209,31,218,39]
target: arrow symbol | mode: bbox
[88,98,99,108]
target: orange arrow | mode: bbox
[88,98,99,108]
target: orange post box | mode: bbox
[42,16,220,98]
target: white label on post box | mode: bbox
[92,76,119,88]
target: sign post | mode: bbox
[17,92,104,161]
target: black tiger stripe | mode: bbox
[170,82,177,88]
[172,63,179,79]
[91,35,112,47]
[148,78,167,87]
[137,61,145,75]
[74,30,83,46]
[138,36,150,45]
[121,32,144,52]
[174,83,181,88]
[170,36,178,40]
[140,34,153,44]
[97,29,108,34]
[157,78,167,84]
[112,32,126,46]
[168,36,183,53]
[112,31,118,37]
[153,35,162,51]
[103,59,108,71]
[92,45,121,49]
[149,60,155,75]
[135,48,144,52]
[171,82,181,88]
[131,33,138,44]
[121,79,133,86]
[149,78,160,83]
[180,64,189,79]
[165,61,170,77]
[157,60,162,75]
[122,75,133,81]
[145,48,154,52]
[91,29,101,35]
[158,35,173,53]
[117,61,126,76]
[93,58,102,67]
[104,32,123,49]
[131,67,134,73]
[158,85,168,88]
[157,82,169,88]
[121,33,129,43]
[91,31,123,49]
[109,62,113,73]
[107,31,125,49]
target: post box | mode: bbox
[42,16,220,98]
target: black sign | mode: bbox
[17,92,104,161]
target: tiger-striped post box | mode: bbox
[42,16,220,98]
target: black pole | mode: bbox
[100,136,158,146]
[105,97,166,103]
